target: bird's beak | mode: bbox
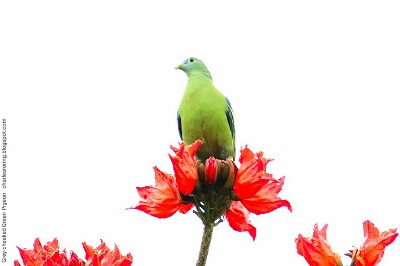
[175,64,184,70]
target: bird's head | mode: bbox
[175,57,212,79]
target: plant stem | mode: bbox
[196,223,214,266]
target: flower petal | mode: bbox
[170,140,202,157]
[169,141,201,195]
[68,252,83,266]
[128,167,185,218]
[241,176,292,214]
[179,203,194,214]
[233,146,291,215]
[101,244,133,266]
[186,140,203,157]
[236,174,292,216]
[17,247,43,266]
[32,238,44,254]
[237,147,273,183]
[43,238,59,254]
[356,220,398,266]
[226,201,257,240]
[295,224,341,266]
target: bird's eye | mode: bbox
[189,57,195,63]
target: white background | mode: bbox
[1,1,400,265]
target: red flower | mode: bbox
[15,238,79,266]
[128,166,193,218]
[82,240,133,266]
[295,224,342,266]
[15,238,132,266]
[131,141,292,240]
[353,220,398,266]
[226,201,256,240]
[233,146,292,214]
[169,140,202,195]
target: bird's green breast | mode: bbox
[178,75,234,161]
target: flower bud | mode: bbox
[205,156,217,184]
[222,159,236,191]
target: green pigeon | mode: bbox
[175,57,235,162]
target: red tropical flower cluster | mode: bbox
[15,238,133,266]
[129,141,292,240]
[296,220,398,266]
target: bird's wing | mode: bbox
[177,111,183,140]
[226,97,236,156]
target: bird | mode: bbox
[175,57,235,162]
